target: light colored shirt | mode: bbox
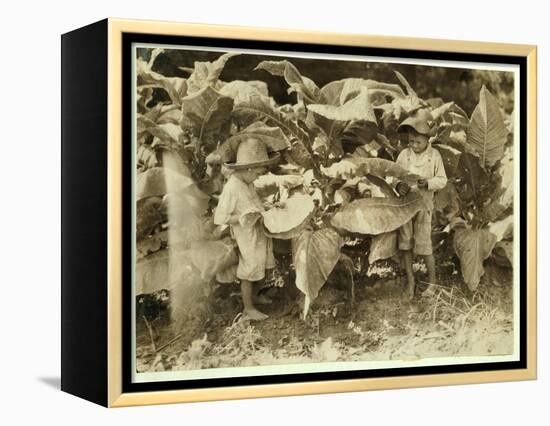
[214,174,275,281]
[394,145,447,209]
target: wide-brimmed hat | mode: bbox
[397,108,436,136]
[225,138,280,170]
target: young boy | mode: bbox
[214,138,280,320]
[394,109,447,300]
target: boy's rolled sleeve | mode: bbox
[427,150,447,191]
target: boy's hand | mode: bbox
[239,211,262,228]
[396,181,411,196]
[417,179,428,189]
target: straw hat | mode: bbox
[397,108,436,136]
[225,138,280,170]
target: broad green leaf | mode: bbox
[479,148,514,221]
[431,101,455,121]
[136,197,165,241]
[292,228,343,316]
[307,87,377,123]
[467,86,507,168]
[305,110,345,157]
[455,151,488,203]
[453,227,497,291]
[233,95,311,148]
[493,240,513,267]
[138,115,182,145]
[136,238,237,295]
[136,56,188,106]
[331,192,426,235]
[341,120,379,147]
[255,60,321,104]
[255,173,304,190]
[394,70,417,98]
[219,80,271,105]
[369,231,397,263]
[433,144,461,178]
[186,52,239,94]
[262,192,315,234]
[137,144,159,171]
[434,181,460,221]
[320,78,405,107]
[180,86,234,146]
[322,157,412,180]
[365,174,397,198]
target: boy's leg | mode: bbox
[414,209,436,294]
[422,254,437,293]
[402,250,415,300]
[398,217,415,300]
[241,279,268,320]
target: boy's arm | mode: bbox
[427,150,448,191]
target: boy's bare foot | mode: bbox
[244,308,269,321]
[254,294,272,305]
[404,282,415,301]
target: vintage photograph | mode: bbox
[133,44,518,381]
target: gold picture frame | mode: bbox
[61,18,537,407]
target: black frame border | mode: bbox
[122,32,528,394]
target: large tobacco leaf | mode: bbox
[136,50,188,106]
[433,144,462,178]
[262,192,315,234]
[479,148,514,222]
[180,86,234,146]
[307,87,377,123]
[331,192,425,235]
[369,231,397,263]
[322,157,413,180]
[292,228,343,318]
[453,227,498,291]
[219,80,271,106]
[136,238,237,295]
[255,60,321,104]
[320,78,406,107]
[233,95,311,149]
[185,52,239,94]
[467,85,507,169]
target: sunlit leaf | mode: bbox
[467,85,507,168]
[331,192,426,235]
[255,60,321,104]
[233,95,311,148]
[453,226,497,291]
[292,228,343,316]
[180,86,234,146]
[219,80,271,105]
[307,87,377,123]
[186,52,239,94]
[262,192,315,234]
[369,231,397,263]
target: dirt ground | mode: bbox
[135,257,514,373]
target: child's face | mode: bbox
[238,167,267,183]
[408,129,429,154]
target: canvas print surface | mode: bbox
[132,43,519,383]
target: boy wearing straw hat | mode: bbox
[214,138,280,320]
[393,109,447,300]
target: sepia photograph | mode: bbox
[132,43,519,383]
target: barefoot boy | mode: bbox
[214,138,279,320]
[394,109,447,300]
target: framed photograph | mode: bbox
[61,18,537,407]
